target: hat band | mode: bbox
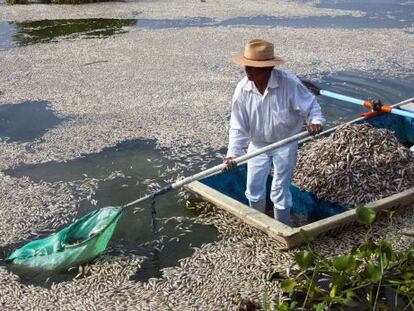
[243,52,275,61]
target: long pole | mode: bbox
[123,97,414,210]
[300,79,414,119]
[320,90,414,119]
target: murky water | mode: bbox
[3,13,412,52]
[136,0,414,30]
[0,101,64,142]
[313,0,414,15]
[136,13,414,29]
[312,0,414,25]
[135,0,413,29]
[2,0,413,52]
[0,18,137,51]
[3,139,218,284]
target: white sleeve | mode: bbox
[291,79,326,125]
[227,94,250,158]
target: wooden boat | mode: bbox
[186,100,414,249]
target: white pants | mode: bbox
[245,141,298,211]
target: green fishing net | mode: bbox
[6,206,123,271]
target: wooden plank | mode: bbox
[286,188,414,247]
[186,181,414,249]
[366,187,414,211]
[186,182,295,246]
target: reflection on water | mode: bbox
[0,18,136,51]
[0,101,64,142]
[3,139,218,284]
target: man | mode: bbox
[224,39,325,225]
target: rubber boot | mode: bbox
[249,199,266,213]
[274,207,292,226]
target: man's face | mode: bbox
[245,66,272,82]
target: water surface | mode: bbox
[3,139,218,284]
[136,14,414,29]
[2,3,413,53]
[2,70,413,283]
[0,101,64,142]
[135,0,413,29]
[309,71,414,128]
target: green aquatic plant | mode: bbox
[264,206,414,310]
[5,0,25,4]
[11,19,136,46]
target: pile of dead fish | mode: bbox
[293,123,414,207]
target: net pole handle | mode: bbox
[122,131,308,209]
[123,97,414,210]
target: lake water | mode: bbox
[1,0,413,51]
[0,101,64,142]
[1,0,413,285]
[2,70,413,284]
[1,139,218,284]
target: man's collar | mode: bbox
[243,69,279,92]
[245,80,254,92]
[267,69,279,89]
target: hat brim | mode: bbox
[232,52,285,67]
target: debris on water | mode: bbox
[294,123,414,207]
[1,0,414,305]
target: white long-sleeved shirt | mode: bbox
[227,69,325,157]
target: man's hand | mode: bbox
[223,156,237,171]
[307,123,323,136]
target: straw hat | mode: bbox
[232,39,285,67]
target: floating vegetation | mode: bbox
[294,123,414,207]
[0,19,136,51]
[12,19,137,45]
[264,206,414,310]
